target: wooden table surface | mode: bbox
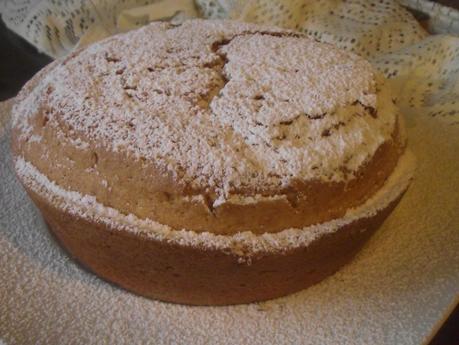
[0,1,457,344]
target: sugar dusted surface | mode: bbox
[14,150,414,256]
[12,19,397,195]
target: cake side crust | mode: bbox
[23,181,406,305]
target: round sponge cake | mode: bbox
[11,19,414,305]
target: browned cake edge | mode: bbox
[20,179,407,306]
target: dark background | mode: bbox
[0,1,458,344]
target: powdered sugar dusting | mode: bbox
[12,19,396,196]
[14,150,414,257]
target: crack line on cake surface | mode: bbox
[206,30,306,108]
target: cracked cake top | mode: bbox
[13,19,397,198]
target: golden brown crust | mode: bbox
[25,184,405,305]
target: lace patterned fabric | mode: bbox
[400,0,459,34]
[0,0,155,57]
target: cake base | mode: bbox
[15,149,415,305]
[25,188,404,305]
